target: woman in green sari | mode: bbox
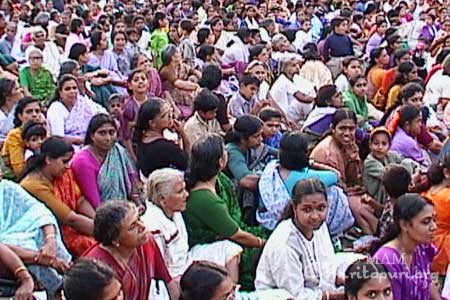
[183,134,268,290]
[19,48,55,105]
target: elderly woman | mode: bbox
[46,74,97,146]
[83,200,180,300]
[159,44,201,118]
[2,97,42,177]
[20,137,96,257]
[0,79,24,143]
[184,134,268,289]
[71,114,139,209]
[0,178,71,297]
[19,48,55,105]
[141,168,242,280]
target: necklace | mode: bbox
[292,219,321,284]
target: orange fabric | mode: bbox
[367,67,387,100]
[381,68,396,97]
[423,188,450,274]
[53,169,95,257]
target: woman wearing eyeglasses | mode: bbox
[19,48,55,105]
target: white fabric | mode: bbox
[222,37,250,64]
[258,80,270,101]
[293,30,313,52]
[215,31,234,52]
[0,106,15,142]
[334,74,350,93]
[46,101,70,137]
[424,70,450,106]
[137,31,151,53]
[142,203,242,277]
[442,264,450,299]
[255,221,339,300]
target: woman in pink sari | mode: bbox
[83,201,180,300]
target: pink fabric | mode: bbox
[64,33,89,57]
[70,148,101,208]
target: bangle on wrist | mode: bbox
[14,266,28,277]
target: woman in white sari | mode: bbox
[141,168,242,281]
[255,178,363,300]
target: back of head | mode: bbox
[279,131,309,171]
[398,105,420,128]
[180,261,228,300]
[199,64,222,90]
[428,151,450,185]
[63,259,116,300]
[382,164,411,198]
[68,43,87,61]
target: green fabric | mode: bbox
[19,67,55,103]
[184,172,268,290]
[150,30,169,69]
[81,64,117,107]
[225,143,252,181]
[363,151,416,205]
[343,90,369,123]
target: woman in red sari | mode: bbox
[83,201,180,300]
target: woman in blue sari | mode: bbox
[0,179,71,296]
[71,113,139,209]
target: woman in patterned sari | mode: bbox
[20,137,96,257]
[71,114,139,209]
[0,178,71,296]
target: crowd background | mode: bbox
[2,0,450,299]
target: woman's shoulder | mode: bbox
[373,245,403,265]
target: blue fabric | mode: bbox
[284,167,338,195]
[0,180,71,293]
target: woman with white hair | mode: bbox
[19,47,55,104]
[141,168,242,281]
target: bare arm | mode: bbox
[239,175,260,191]
[229,229,265,248]
[77,197,96,219]
[63,211,94,236]
[167,280,180,300]
[293,91,315,104]
[173,79,199,91]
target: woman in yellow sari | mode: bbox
[365,47,389,102]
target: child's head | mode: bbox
[341,57,362,78]
[398,105,421,137]
[259,107,282,139]
[369,127,391,160]
[345,259,392,300]
[349,74,367,98]
[238,74,260,100]
[301,18,312,32]
[21,121,47,152]
[179,19,195,37]
[193,89,219,121]
[107,94,123,117]
[382,164,411,198]
[126,28,139,43]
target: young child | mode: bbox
[390,105,430,168]
[107,93,123,141]
[363,127,417,205]
[259,107,283,149]
[377,164,412,237]
[293,18,312,52]
[229,74,266,118]
[21,121,47,161]
[178,19,196,67]
[183,89,222,144]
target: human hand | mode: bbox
[14,276,34,300]
[35,238,57,265]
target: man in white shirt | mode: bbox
[222,27,253,64]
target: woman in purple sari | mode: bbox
[373,194,439,300]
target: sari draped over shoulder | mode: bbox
[257,160,354,235]
[64,97,96,138]
[98,143,138,201]
[0,180,71,293]
[84,239,172,300]
[53,170,96,257]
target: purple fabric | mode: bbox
[374,243,436,300]
[390,127,424,163]
[71,148,102,208]
[120,97,139,141]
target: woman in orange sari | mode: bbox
[20,136,96,257]
[423,152,450,275]
[365,47,389,102]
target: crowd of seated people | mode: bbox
[3,1,450,300]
